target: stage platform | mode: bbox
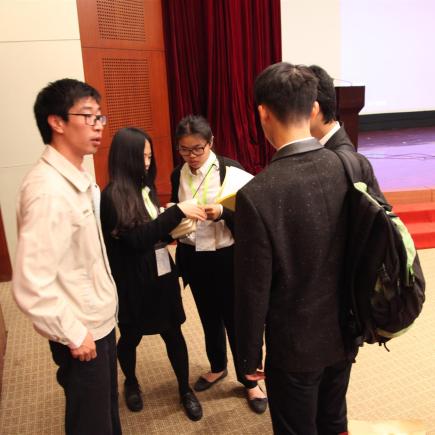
[358,127,435,249]
[359,127,435,204]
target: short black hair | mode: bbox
[309,65,337,123]
[33,78,101,144]
[175,114,213,143]
[254,62,318,124]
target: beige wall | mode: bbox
[0,0,92,262]
[280,0,341,78]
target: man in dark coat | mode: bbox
[309,64,385,203]
[309,64,355,153]
[234,63,351,435]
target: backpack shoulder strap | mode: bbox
[217,155,246,184]
[335,150,363,185]
[336,150,391,209]
[217,155,227,185]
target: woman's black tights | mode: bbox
[117,324,190,395]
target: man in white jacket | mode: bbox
[13,78,121,435]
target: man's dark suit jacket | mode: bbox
[234,139,348,374]
[324,126,355,152]
[326,126,385,202]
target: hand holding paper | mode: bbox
[176,200,207,221]
[167,199,206,239]
[203,204,223,220]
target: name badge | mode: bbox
[155,246,171,276]
[195,221,216,251]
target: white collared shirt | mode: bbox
[278,136,314,150]
[179,150,221,207]
[319,121,340,146]
[12,146,118,348]
[178,151,252,249]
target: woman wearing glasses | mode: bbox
[100,127,206,421]
[170,115,268,414]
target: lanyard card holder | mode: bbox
[195,220,216,251]
[154,242,171,276]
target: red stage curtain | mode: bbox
[162,0,281,173]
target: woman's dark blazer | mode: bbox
[100,184,186,334]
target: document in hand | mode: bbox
[170,218,196,239]
[216,192,237,211]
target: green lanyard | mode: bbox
[142,187,158,220]
[188,159,217,205]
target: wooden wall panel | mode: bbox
[77,0,164,50]
[81,48,172,192]
[93,146,110,187]
[76,0,173,197]
[152,136,174,204]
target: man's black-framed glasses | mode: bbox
[68,113,108,126]
[177,144,208,156]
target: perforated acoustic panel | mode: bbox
[78,0,172,191]
[96,0,145,41]
[103,57,153,136]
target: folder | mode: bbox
[217,192,237,212]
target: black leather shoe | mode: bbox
[124,383,143,412]
[193,369,228,392]
[180,390,203,421]
[246,388,268,414]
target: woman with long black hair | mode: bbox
[100,127,206,421]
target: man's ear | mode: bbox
[257,104,269,123]
[47,115,64,134]
[209,136,214,148]
[310,101,320,121]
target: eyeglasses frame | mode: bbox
[68,113,107,126]
[177,143,210,157]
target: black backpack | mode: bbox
[336,150,425,350]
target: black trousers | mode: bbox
[49,329,122,435]
[178,243,256,389]
[265,359,352,435]
[117,323,190,396]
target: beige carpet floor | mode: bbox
[0,248,434,435]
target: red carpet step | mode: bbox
[393,202,435,249]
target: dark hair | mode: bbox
[309,65,337,123]
[107,127,157,234]
[254,62,318,124]
[33,78,101,144]
[175,115,213,143]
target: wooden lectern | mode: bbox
[335,86,365,150]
